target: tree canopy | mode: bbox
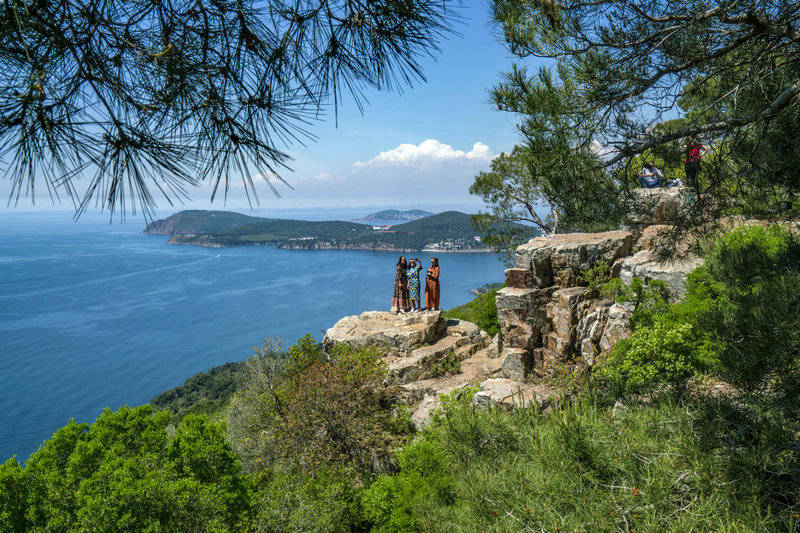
[0,0,457,217]
[475,0,800,234]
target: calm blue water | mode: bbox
[0,211,503,461]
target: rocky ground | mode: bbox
[324,310,551,427]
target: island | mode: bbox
[144,210,534,252]
[355,209,434,222]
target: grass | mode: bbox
[442,287,502,338]
[365,396,798,532]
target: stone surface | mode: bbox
[576,304,611,366]
[385,336,466,385]
[411,394,441,429]
[486,334,502,358]
[324,310,442,356]
[617,250,704,300]
[404,347,505,426]
[505,268,535,288]
[598,303,631,356]
[444,319,483,340]
[501,347,530,380]
[514,230,633,287]
[635,224,675,252]
[472,378,552,410]
[496,288,551,351]
[627,187,691,225]
[547,287,585,339]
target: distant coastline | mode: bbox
[144,209,529,253]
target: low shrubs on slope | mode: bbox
[442,287,502,337]
[364,394,797,532]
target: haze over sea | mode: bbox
[0,209,503,461]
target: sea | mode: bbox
[0,209,504,462]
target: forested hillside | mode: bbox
[145,210,518,251]
[144,210,264,236]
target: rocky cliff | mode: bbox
[323,187,799,425]
[496,187,800,381]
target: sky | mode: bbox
[1,2,535,217]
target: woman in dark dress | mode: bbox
[392,256,411,312]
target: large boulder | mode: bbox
[627,187,692,225]
[472,378,552,410]
[514,230,633,288]
[496,287,553,351]
[500,347,530,380]
[617,250,703,300]
[323,310,442,356]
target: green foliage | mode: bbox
[603,276,670,329]
[701,224,800,407]
[251,468,367,533]
[226,336,413,478]
[362,439,455,532]
[579,259,611,298]
[490,1,800,225]
[470,136,622,257]
[600,316,719,394]
[4,0,457,216]
[600,224,800,399]
[362,399,791,531]
[599,273,716,394]
[1,407,250,531]
[442,288,502,337]
[150,361,245,423]
[426,350,460,378]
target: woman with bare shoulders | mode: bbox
[392,256,411,313]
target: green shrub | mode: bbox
[362,399,789,531]
[0,407,250,531]
[600,314,718,394]
[442,288,502,337]
[251,468,366,532]
[701,224,800,407]
[362,439,454,532]
[427,349,461,377]
[226,336,413,478]
[602,275,670,329]
[579,259,612,298]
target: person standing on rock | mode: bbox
[407,259,422,311]
[425,257,440,310]
[392,256,411,312]
[684,136,706,196]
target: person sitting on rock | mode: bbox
[638,161,664,188]
[392,256,411,313]
[407,259,422,311]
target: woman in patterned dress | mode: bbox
[407,259,422,311]
[392,256,411,312]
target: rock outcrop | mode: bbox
[627,187,692,226]
[324,310,443,357]
[324,312,504,427]
[495,188,707,380]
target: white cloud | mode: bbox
[353,139,495,169]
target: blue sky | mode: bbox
[2,2,533,216]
